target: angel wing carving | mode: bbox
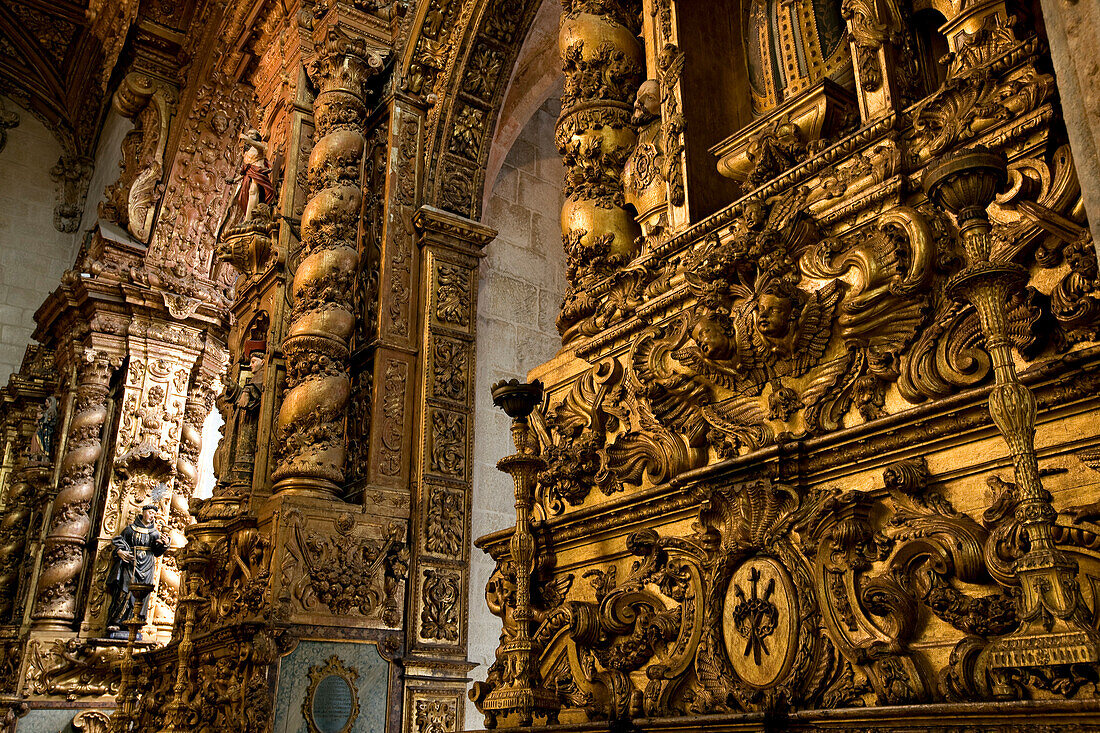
[792,279,844,376]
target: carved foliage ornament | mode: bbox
[475,459,1100,719]
[283,511,407,626]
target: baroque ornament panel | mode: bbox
[470,0,1100,730]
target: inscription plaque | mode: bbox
[303,655,360,733]
[312,674,354,732]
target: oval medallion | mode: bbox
[311,674,355,733]
[722,556,799,689]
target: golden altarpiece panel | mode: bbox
[0,0,1097,731]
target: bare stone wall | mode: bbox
[0,100,78,383]
[0,100,130,384]
[467,93,566,722]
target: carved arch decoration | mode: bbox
[400,0,547,219]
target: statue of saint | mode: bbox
[623,80,667,237]
[217,129,275,236]
[105,503,169,636]
[212,342,266,494]
[28,396,58,461]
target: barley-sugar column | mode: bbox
[557,0,644,343]
[31,350,116,629]
[273,30,384,497]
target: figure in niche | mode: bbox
[623,80,667,239]
[28,396,59,461]
[213,336,267,494]
[218,128,275,236]
[105,502,169,637]
[134,385,166,448]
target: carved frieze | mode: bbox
[24,639,122,698]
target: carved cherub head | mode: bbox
[632,79,661,126]
[755,279,803,340]
[210,111,229,135]
[691,312,734,360]
[742,200,766,231]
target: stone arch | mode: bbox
[400,0,552,219]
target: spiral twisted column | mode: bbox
[556,0,644,343]
[0,460,49,623]
[272,31,383,497]
[32,351,115,630]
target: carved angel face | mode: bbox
[756,293,794,338]
[692,316,733,360]
[210,111,229,135]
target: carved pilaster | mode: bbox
[273,29,385,497]
[31,351,116,630]
[364,101,423,497]
[146,71,253,274]
[402,206,492,732]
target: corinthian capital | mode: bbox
[307,25,388,98]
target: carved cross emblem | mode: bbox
[732,566,780,665]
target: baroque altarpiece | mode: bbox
[1,0,1100,731]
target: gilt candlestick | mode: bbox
[924,148,1100,694]
[479,379,560,728]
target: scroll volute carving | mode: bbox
[99,73,176,242]
[621,196,935,464]
[801,458,1037,705]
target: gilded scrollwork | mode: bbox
[283,511,407,625]
[25,639,123,698]
[414,698,456,733]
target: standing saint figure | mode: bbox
[105,503,169,636]
[28,396,59,461]
[218,128,275,236]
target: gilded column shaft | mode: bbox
[0,462,44,622]
[273,32,382,496]
[31,352,114,629]
[557,0,644,342]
